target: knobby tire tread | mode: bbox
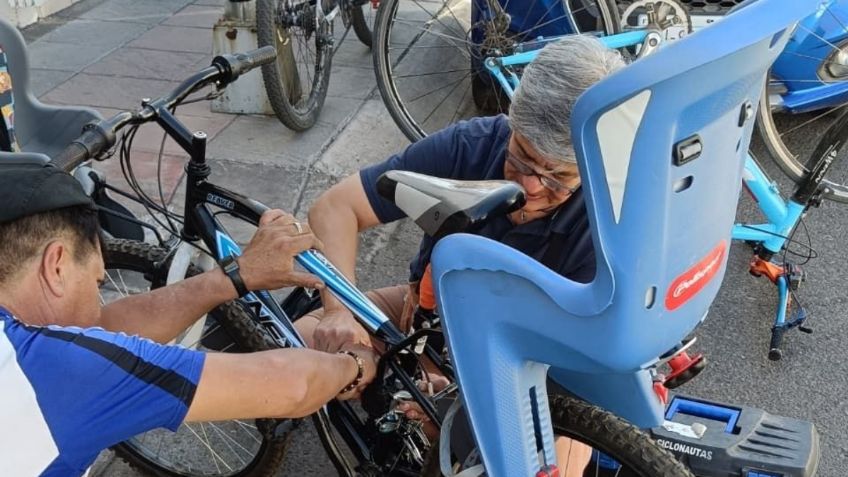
[420,394,693,477]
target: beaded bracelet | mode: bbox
[338,350,364,394]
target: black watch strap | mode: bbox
[220,255,249,297]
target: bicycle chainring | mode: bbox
[620,0,693,42]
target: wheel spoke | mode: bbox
[393,68,468,79]
[421,69,472,125]
[103,245,269,476]
[779,101,848,139]
[408,0,467,42]
[797,22,844,52]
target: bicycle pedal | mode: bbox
[799,326,813,334]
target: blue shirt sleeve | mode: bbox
[7,319,205,474]
[360,115,510,223]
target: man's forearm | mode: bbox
[187,348,359,421]
[100,268,237,343]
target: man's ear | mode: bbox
[39,240,70,298]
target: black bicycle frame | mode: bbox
[149,103,452,476]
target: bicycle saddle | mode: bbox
[376,170,525,239]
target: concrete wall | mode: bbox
[0,0,84,28]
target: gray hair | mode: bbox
[509,35,626,163]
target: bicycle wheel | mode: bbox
[257,0,333,132]
[373,0,621,142]
[756,1,848,202]
[103,239,292,477]
[421,394,693,477]
[350,0,378,47]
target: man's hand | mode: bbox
[237,209,325,291]
[313,307,372,353]
[337,344,379,400]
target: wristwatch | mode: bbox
[220,255,250,298]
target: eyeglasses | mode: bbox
[505,149,579,195]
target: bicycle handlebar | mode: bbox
[50,46,278,172]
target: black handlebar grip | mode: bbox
[51,142,91,172]
[51,124,112,172]
[768,326,786,361]
[213,46,277,85]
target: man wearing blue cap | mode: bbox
[0,163,378,477]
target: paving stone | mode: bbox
[26,41,115,71]
[38,19,151,47]
[181,158,310,244]
[163,4,224,29]
[30,68,76,97]
[207,114,337,166]
[43,73,180,110]
[80,0,193,24]
[83,47,209,81]
[327,64,379,100]
[129,111,235,156]
[314,96,364,128]
[52,0,115,20]
[129,25,213,54]
[331,38,373,69]
[93,150,187,203]
[313,99,409,177]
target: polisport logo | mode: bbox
[665,240,727,311]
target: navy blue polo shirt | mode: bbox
[360,115,596,284]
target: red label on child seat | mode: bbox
[665,240,727,311]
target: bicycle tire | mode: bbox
[257,0,333,132]
[350,1,376,48]
[103,239,292,477]
[420,394,693,477]
[373,0,621,143]
[754,1,848,203]
[757,78,848,203]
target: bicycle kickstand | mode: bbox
[749,257,811,360]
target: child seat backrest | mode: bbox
[0,19,101,159]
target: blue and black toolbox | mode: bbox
[594,395,819,476]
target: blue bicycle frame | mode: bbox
[484,30,650,97]
[483,0,847,359]
[426,2,814,475]
[730,155,808,343]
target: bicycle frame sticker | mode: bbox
[665,240,727,311]
[215,230,275,320]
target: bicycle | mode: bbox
[48,44,452,477]
[372,0,635,143]
[46,2,816,477]
[47,44,695,477]
[257,0,379,132]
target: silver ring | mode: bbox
[293,221,304,234]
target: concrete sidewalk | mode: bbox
[16,1,848,476]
